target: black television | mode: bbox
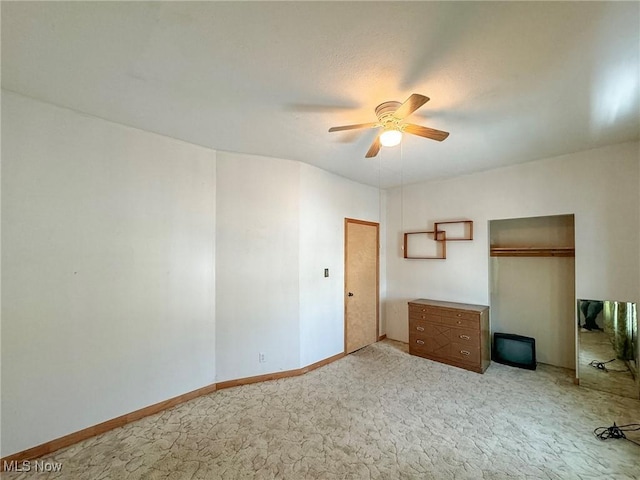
[492,333,537,370]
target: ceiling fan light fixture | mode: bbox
[380,128,402,147]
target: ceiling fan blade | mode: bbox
[392,94,430,120]
[365,136,381,158]
[328,122,378,132]
[403,123,450,142]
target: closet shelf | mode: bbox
[490,247,575,257]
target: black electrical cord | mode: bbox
[589,359,615,371]
[594,422,640,447]
[588,359,630,373]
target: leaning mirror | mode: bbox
[577,299,639,399]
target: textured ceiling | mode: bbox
[2,2,639,188]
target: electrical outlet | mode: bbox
[259,352,266,363]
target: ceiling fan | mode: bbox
[328,93,449,158]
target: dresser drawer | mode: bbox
[408,332,429,355]
[441,316,478,330]
[449,328,480,347]
[412,304,478,321]
[409,318,429,334]
[450,343,480,364]
[409,304,430,315]
[409,333,450,358]
[411,313,453,328]
[433,308,478,322]
[409,310,430,322]
[409,334,428,350]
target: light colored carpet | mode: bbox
[4,340,640,479]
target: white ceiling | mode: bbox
[2,1,639,188]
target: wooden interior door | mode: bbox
[344,218,379,354]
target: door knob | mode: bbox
[348,292,354,297]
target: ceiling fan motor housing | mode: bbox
[375,101,403,131]
[375,101,402,120]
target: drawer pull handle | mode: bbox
[421,315,426,319]
[421,308,426,312]
[460,350,470,356]
[459,334,470,340]
[416,326,425,332]
[416,340,425,345]
[457,321,462,325]
[456,313,462,317]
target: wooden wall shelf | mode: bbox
[490,247,575,257]
[403,219,473,260]
[404,231,446,259]
[434,220,473,241]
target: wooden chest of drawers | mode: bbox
[408,299,490,373]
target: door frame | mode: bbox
[344,218,380,354]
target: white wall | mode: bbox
[385,141,640,343]
[1,92,217,457]
[215,155,383,381]
[215,152,301,382]
[298,164,381,367]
